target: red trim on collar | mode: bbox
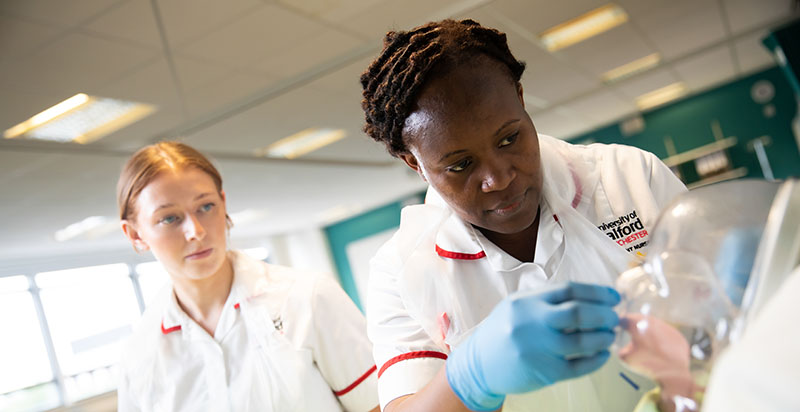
[333,365,377,397]
[161,320,181,335]
[435,244,486,260]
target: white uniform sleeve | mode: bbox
[367,237,448,411]
[702,267,800,412]
[311,275,379,412]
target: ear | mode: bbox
[398,152,427,182]
[121,220,150,253]
[516,82,525,109]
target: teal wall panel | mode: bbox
[324,193,423,310]
[567,66,800,184]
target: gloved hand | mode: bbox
[445,282,621,411]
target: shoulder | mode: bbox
[373,203,446,265]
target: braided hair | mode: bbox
[360,19,526,157]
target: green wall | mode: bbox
[568,66,800,183]
[324,193,423,310]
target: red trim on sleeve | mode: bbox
[333,365,377,397]
[160,320,181,335]
[378,351,448,378]
[435,245,486,260]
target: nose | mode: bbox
[480,157,515,193]
[183,214,206,241]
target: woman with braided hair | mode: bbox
[360,19,687,412]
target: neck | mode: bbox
[478,207,541,262]
[171,257,234,337]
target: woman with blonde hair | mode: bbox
[116,141,379,412]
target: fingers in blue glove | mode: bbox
[545,301,620,331]
[538,282,621,306]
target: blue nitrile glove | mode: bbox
[714,227,762,307]
[445,282,621,411]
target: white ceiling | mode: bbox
[0,0,796,271]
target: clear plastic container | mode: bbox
[614,179,781,411]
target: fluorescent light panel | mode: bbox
[636,82,688,110]
[539,4,629,52]
[602,53,661,83]
[4,93,155,144]
[257,128,347,159]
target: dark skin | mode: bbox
[399,56,544,263]
[387,56,544,411]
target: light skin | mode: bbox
[387,56,543,412]
[122,167,382,412]
[121,167,232,336]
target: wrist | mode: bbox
[445,340,505,411]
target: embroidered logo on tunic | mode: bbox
[597,209,649,252]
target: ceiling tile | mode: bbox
[322,0,478,40]
[0,89,69,131]
[531,107,593,140]
[182,70,279,121]
[561,89,638,124]
[176,4,327,68]
[173,56,233,93]
[155,0,263,47]
[278,0,383,19]
[304,55,376,96]
[184,84,354,154]
[0,32,157,96]
[489,0,609,35]
[0,15,61,64]
[672,44,736,92]
[615,67,680,98]
[733,30,776,74]
[723,0,795,34]
[628,0,726,59]
[83,0,162,49]
[0,0,122,28]
[99,108,185,148]
[98,57,181,109]
[255,29,365,79]
[558,24,658,76]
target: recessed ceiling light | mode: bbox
[54,216,117,242]
[4,93,155,144]
[255,128,347,159]
[602,53,661,84]
[539,3,629,52]
[636,82,688,110]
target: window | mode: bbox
[0,276,59,411]
[36,264,140,402]
[135,261,169,307]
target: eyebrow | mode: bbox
[437,118,521,163]
[153,192,214,212]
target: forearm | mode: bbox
[384,366,497,412]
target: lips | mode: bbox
[185,248,212,260]
[488,191,527,216]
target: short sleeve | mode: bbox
[366,237,449,410]
[311,275,380,412]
